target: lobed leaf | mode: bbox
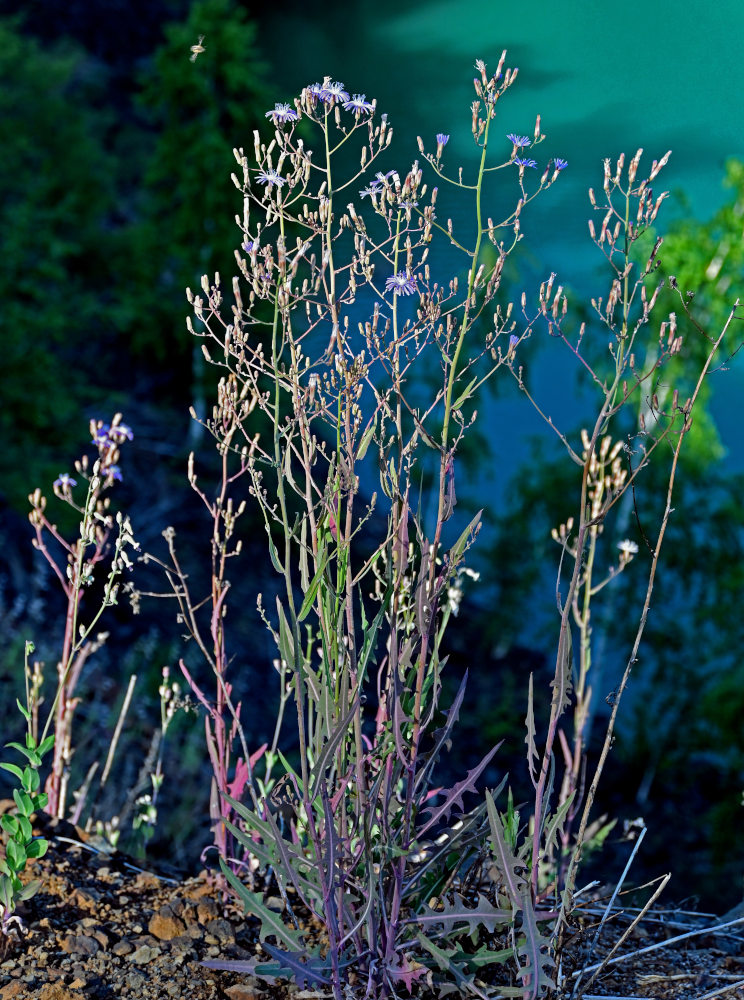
[485,790,526,911]
[413,893,512,935]
[217,858,305,951]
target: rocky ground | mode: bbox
[1,814,743,1000]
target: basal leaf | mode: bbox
[516,893,556,1000]
[218,858,305,951]
[414,893,511,935]
[486,789,526,911]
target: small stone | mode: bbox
[127,944,161,964]
[204,917,235,944]
[149,906,186,941]
[133,871,160,890]
[225,985,264,1000]
[112,939,134,956]
[168,934,195,955]
[196,900,219,924]
[59,934,100,957]
[0,983,28,999]
[38,986,81,1000]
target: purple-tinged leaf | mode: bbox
[525,673,539,789]
[516,894,556,999]
[414,672,468,796]
[486,789,527,910]
[387,953,428,994]
[412,893,511,934]
[309,698,360,803]
[262,943,333,987]
[418,742,502,839]
[550,623,573,717]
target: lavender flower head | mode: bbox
[343,94,374,115]
[553,158,568,171]
[92,424,111,447]
[256,169,285,189]
[54,473,77,490]
[265,103,299,125]
[242,239,257,253]
[385,272,418,296]
[436,133,450,147]
[507,134,531,148]
[508,334,519,353]
[319,80,350,103]
[108,422,133,444]
[514,157,537,169]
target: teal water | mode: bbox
[262,0,744,466]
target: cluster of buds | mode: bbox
[581,429,628,531]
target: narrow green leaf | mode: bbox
[15,700,30,723]
[5,742,41,767]
[218,858,305,950]
[14,878,42,902]
[356,418,376,460]
[452,375,479,412]
[297,548,330,622]
[448,510,482,567]
[38,735,55,757]
[541,792,575,859]
[266,528,284,574]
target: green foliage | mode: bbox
[0,645,53,936]
[130,0,271,362]
[0,18,119,506]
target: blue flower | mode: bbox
[385,272,418,296]
[106,465,123,482]
[92,424,111,447]
[436,133,450,147]
[553,158,568,171]
[109,422,133,443]
[507,134,531,148]
[360,170,396,199]
[514,157,537,169]
[256,169,285,188]
[508,334,519,354]
[319,81,350,103]
[242,240,257,253]
[54,473,77,490]
[265,103,298,125]
[343,93,374,115]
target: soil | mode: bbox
[1,813,744,1000]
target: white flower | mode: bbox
[618,539,639,556]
